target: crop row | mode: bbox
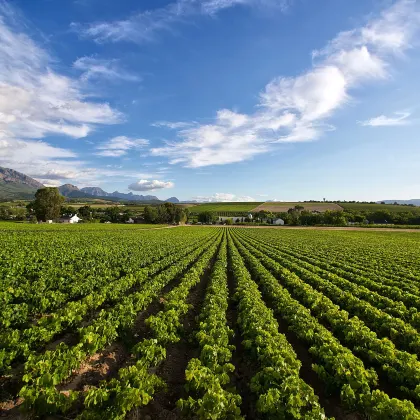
[19,230,223,415]
[178,234,242,419]
[236,229,420,338]
[227,233,329,419]
[0,231,215,374]
[229,230,420,418]
[77,231,222,419]
[233,231,420,404]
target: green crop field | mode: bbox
[339,202,420,213]
[189,202,264,212]
[2,224,420,419]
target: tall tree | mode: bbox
[33,188,65,221]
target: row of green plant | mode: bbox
[77,231,222,419]
[237,232,420,355]
[236,230,420,332]
[231,232,420,413]
[1,228,206,326]
[0,231,213,373]
[249,229,420,300]
[227,233,329,419]
[178,234,242,419]
[19,231,222,415]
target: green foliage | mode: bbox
[198,211,216,224]
[32,187,65,221]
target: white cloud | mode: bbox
[128,179,174,191]
[73,56,140,82]
[72,0,288,44]
[192,193,255,202]
[152,121,196,129]
[96,136,149,157]
[359,111,411,127]
[0,5,123,180]
[31,169,79,180]
[39,179,62,187]
[151,0,420,167]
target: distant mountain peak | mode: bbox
[165,197,180,203]
[0,166,44,200]
[0,166,44,189]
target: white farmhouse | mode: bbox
[59,214,82,224]
[273,218,285,225]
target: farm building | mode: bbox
[273,218,285,225]
[59,214,81,224]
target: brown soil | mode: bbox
[0,397,26,419]
[57,343,128,394]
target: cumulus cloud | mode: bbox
[72,0,288,44]
[359,111,412,127]
[151,0,420,167]
[128,179,174,191]
[0,4,122,179]
[192,193,255,202]
[96,136,149,157]
[73,56,140,82]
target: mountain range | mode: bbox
[58,184,163,202]
[0,167,44,200]
[0,166,179,203]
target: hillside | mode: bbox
[0,167,44,201]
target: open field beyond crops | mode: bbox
[1,224,420,419]
[252,202,344,212]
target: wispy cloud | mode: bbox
[72,0,289,44]
[73,56,140,82]
[152,120,196,129]
[359,111,412,127]
[151,0,420,167]
[0,3,123,180]
[192,193,255,202]
[96,136,149,157]
[128,179,174,191]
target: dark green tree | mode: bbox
[143,206,159,223]
[198,211,215,224]
[78,205,93,220]
[33,188,65,221]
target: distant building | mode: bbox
[126,218,135,224]
[59,214,81,224]
[273,218,285,225]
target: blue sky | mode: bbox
[0,0,419,201]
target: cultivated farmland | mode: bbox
[252,202,343,212]
[188,202,264,212]
[1,224,420,419]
